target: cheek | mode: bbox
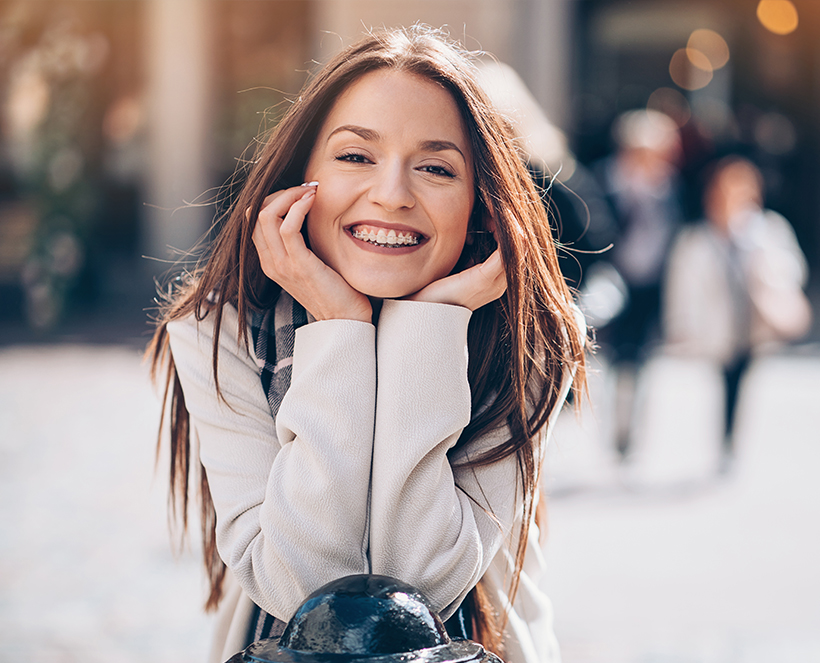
[451,193,474,243]
[303,148,322,182]
[437,197,472,270]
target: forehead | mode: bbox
[717,163,760,189]
[318,69,471,151]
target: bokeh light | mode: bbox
[686,47,713,74]
[756,0,799,36]
[5,69,51,138]
[669,48,713,91]
[647,87,691,127]
[102,95,144,146]
[687,29,730,71]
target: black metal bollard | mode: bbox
[225,575,503,663]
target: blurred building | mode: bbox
[0,0,572,331]
[572,0,820,287]
[0,0,817,335]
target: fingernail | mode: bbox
[300,189,315,200]
[301,181,319,187]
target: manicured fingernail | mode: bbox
[301,181,319,187]
[300,189,315,200]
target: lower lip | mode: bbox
[347,230,425,255]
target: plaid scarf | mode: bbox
[249,291,309,419]
[245,291,308,644]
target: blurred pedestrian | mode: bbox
[664,156,811,469]
[146,26,586,663]
[594,109,685,457]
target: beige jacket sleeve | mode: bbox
[370,299,522,619]
[169,298,576,632]
[167,305,376,621]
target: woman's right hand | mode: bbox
[251,184,372,323]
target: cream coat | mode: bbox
[663,209,810,363]
[168,299,574,663]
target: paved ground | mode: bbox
[0,341,818,663]
[0,344,213,663]
[543,349,820,663]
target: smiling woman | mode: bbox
[302,69,474,300]
[146,25,586,663]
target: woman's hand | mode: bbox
[405,249,507,311]
[251,185,372,323]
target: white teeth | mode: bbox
[351,226,420,247]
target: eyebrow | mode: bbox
[328,124,380,142]
[327,125,467,161]
[419,139,466,160]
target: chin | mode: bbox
[346,276,422,300]
[357,284,417,300]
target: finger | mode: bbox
[252,217,284,279]
[468,250,506,305]
[279,188,316,257]
[247,190,284,224]
[259,183,318,220]
[253,185,317,261]
[477,249,506,289]
[252,202,286,262]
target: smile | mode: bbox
[349,224,422,247]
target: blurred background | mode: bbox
[0,1,818,662]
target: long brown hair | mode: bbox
[147,25,586,656]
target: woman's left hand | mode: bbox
[405,249,507,311]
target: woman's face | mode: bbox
[706,162,763,232]
[303,69,475,299]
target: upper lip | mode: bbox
[344,220,427,239]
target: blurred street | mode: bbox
[1,341,818,663]
[0,343,213,663]
[544,348,820,663]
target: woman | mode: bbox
[147,25,586,663]
[664,155,810,467]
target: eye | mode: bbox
[335,152,371,164]
[419,164,455,178]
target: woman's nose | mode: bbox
[367,162,415,212]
